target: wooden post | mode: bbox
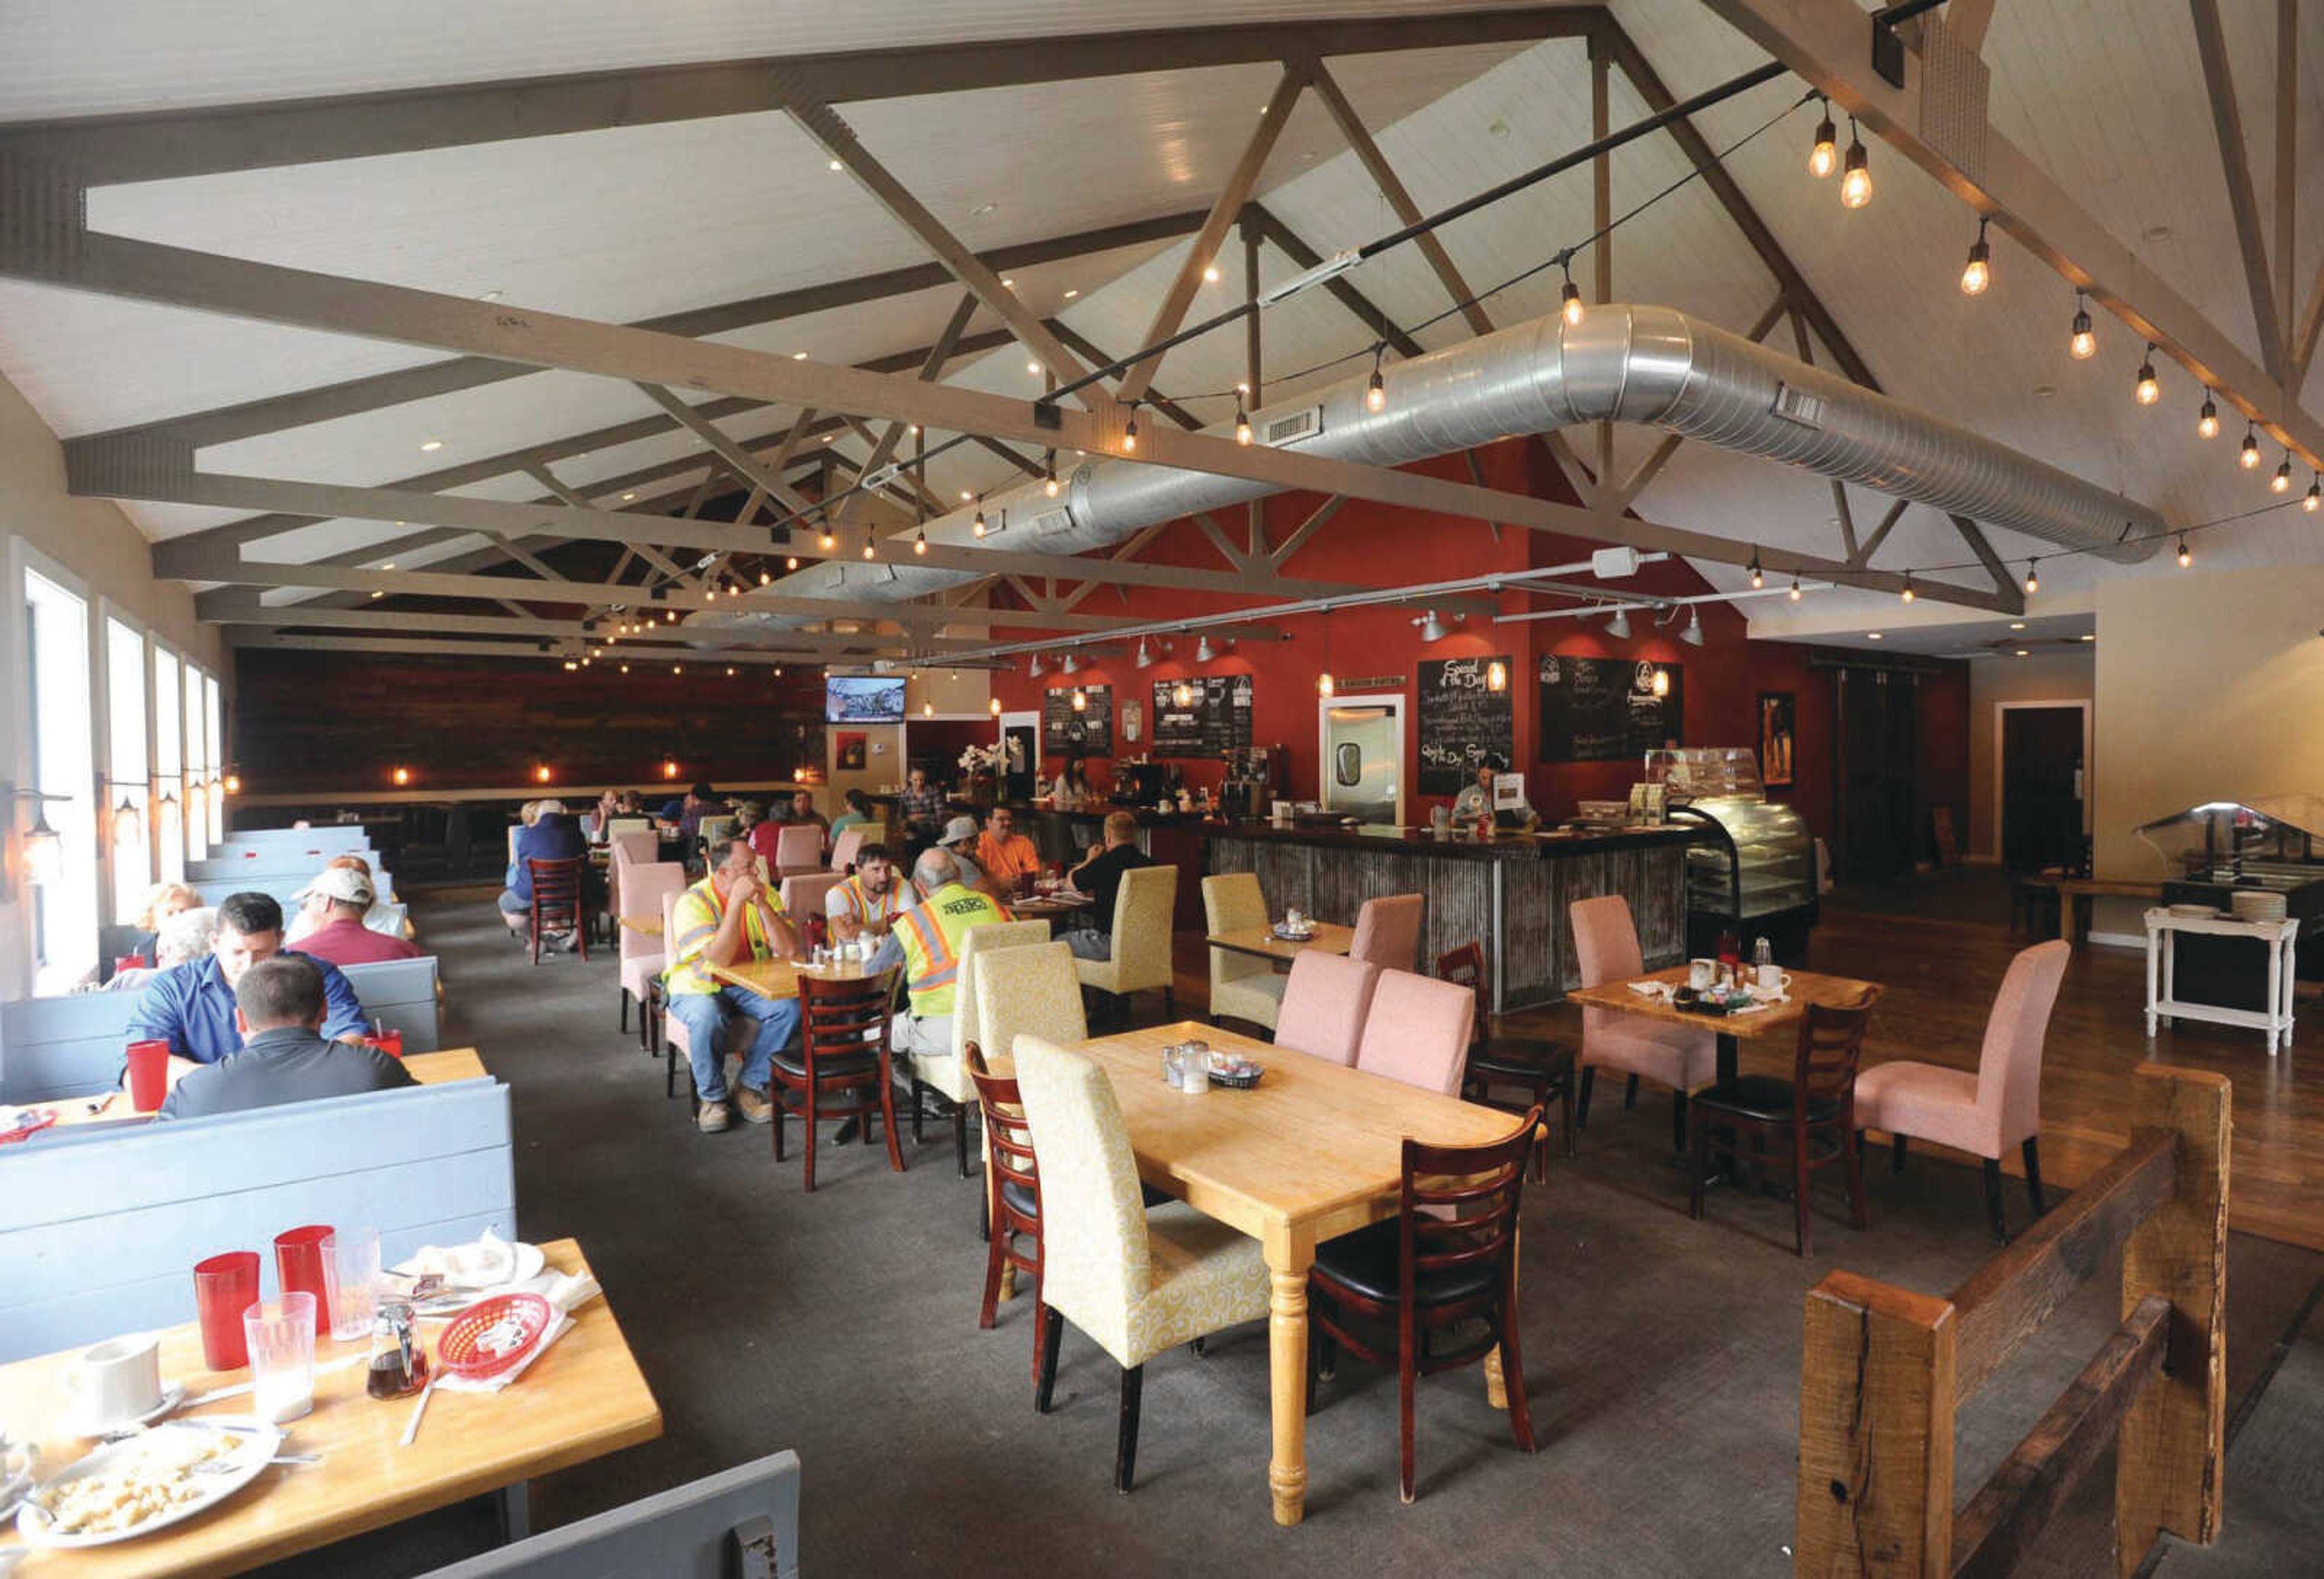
[2115,1066,2231,1574]
[1796,1271,1955,1575]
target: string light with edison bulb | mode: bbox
[1560,257,1584,326]
[2197,395,2219,439]
[1121,405,1139,453]
[1807,99,1837,179]
[1900,572,1915,604]
[1959,217,1991,296]
[1043,453,1061,498]
[2023,559,2040,596]
[1365,346,1388,413]
[2068,291,2096,360]
[2177,535,2192,568]
[1747,550,1764,589]
[1234,395,1252,446]
[2240,425,2262,469]
[1837,119,1872,209]
[2273,457,2293,495]
[2133,345,2159,407]
[2305,476,2321,514]
[971,500,987,538]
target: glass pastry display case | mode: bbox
[1648,748,1819,961]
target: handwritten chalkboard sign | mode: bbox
[1417,655,1514,794]
[1151,675,1253,757]
[1042,684,1113,756]
[1536,655,1682,763]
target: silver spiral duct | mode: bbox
[708,302,2159,636]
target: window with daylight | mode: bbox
[204,674,223,844]
[107,619,149,922]
[183,661,208,862]
[24,570,96,993]
[152,646,183,883]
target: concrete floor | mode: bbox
[260,893,2323,1577]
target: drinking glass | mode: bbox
[192,1251,261,1371]
[324,1227,382,1344]
[273,1224,335,1336]
[243,1293,317,1423]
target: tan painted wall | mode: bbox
[2092,563,2324,882]
[1966,647,2093,861]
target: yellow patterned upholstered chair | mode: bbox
[1201,872,1284,1032]
[1073,864,1179,1026]
[912,919,1051,1174]
[1014,1034,1270,1492]
[971,941,1089,1066]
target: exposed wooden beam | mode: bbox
[1851,499,1911,570]
[1304,56,1492,337]
[635,382,815,515]
[226,632,945,667]
[1044,320,1204,432]
[1949,513,2017,601]
[1267,494,1348,568]
[1945,0,2000,53]
[1701,0,2320,467]
[5,10,1590,185]
[2296,259,2324,394]
[1117,65,1306,404]
[2188,0,2284,384]
[2274,0,2298,377]
[838,292,979,522]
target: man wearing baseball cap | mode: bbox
[291,864,423,967]
[939,813,1001,901]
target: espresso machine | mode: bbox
[1218,745,1284,822]
[1112,760,1173,809]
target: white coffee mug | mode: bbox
[1687,957,1716,992]
[60,1333,162,1431]
[1757,964,1793,995]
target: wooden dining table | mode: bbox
[705,956,882,1002]
[42,1049,492,1131]
[1203,921,1356,967]
[1564,966,1883,1083]
[0,1238,659,1577]
[1058,1022,1528,1526]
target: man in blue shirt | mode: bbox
[499,799,595,945]
[126,891,370,1086]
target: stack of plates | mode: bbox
[2229,890,2288,922]
[2168,902,2220,919]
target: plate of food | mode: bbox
[16,1418,283,1548]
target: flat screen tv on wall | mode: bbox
[826,676,907,723]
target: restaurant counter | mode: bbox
[1203,820,1699,1011]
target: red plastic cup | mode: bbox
[273,1225,336,1336]
[114,954,148,974]
[125,1040,171,1114]
[194,1251,261,1370]
[374,1029,404,1060]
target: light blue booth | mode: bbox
[0,1075,514,1362]
[421,1453,801,1579]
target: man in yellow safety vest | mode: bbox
[868,847,1011,1069]
[665,836,801,1134]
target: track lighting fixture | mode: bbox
[2273,458,2293,494]
[2240,425,2262,468]
[2134,345,2159,406]
[1681,608,1705,647]
[1195,635,1215,663]
[1365,346,1387,413]
[1560,258,1584,326]
[1135,638,1153,669]
[1747,550,1763,590]
[2177,535,2192,568]
[2023,559,2040,596]
[1061,652,1080,675]
[1959,217,1991,296]
[1808,99,1837,179]
[1234,397,1252,446]
[1028,652,1045,678]
[2068,291,2095,360]
[1416,609,1447,642]
[2197,395,2219,439]
[1839,119,1871,209]
[1605,608,1631,639]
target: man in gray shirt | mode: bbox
[158,956,415,1121]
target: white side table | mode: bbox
[2143,908,2299,1052]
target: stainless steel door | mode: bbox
[1321,701,1402,824]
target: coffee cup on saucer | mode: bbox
[58,1333,168,1434]
[1687,958,1717,992]
[1756,963,1793,996]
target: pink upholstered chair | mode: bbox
[779,872,844,928]
[1570,893,1717,1151]
[1273,953,1381,1066]
[830,826,872,873]
[1349,893,1425,973]
[774,822,823,871]
[1355,969,1475,1096]
[618,860,683,1047]
[608,830,656,868]
[1854,940,2070,1241]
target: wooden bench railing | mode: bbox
[1795,1065,2229,1578]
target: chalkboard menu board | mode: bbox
[1042,684,1113,756]
[1151,674,1253,757]
[1536,655,1682,763]
[1416,655,1515,795]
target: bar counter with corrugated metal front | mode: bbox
[1203,821,1699,1012]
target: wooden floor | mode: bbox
[1173,878,2324,1254]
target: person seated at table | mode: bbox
[1059,810,1153,962]
[127,881,201,968]
[517,798,542,830]
[937,815,996,898]
[285,853,381,945]
[826,842,906,943]
[898,767,947,839]
[828,787,875,842]
[156,956,415,1122]
[127,891,372,1086]
[732,799,766,841]
[788,789,829,845]
[293,865,422,967]
[107,905,218,992]
[590,787,622,841]
[499,798,592,945]
[657,782,728,842]
[974,806,1042,896]
[867,849,1011,1072]
[1049,758,1093,811]
[1450,752,1537,831]
[666,836,802,1135]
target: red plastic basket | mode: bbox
[435,1292,555,1380]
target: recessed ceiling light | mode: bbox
[827,159,843,172]
[620,491,635,501]
[2015,648,2030,657]
[2142,223,2173,242]
[2080,632,2095,642]
[1202,264,1221,283]
[792,351,809,360]
[370,590,384,599]
[379,562,396,570]
[419,439,443,452]
[1000,277,1014,288]
[476,289,504,302]
[1026,359,1042,375]
[2033,385,2057,399]
[1063,288,1079,300]
[2008,621,2026,630]
[971,202,999,217]
[1866,632,1883,640]
[960,490,974,501]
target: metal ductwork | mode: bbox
[709,302,2160,637]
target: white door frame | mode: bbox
[1317,692,1405,819]
[1993,698,2092,864]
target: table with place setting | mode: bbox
[26,1051,490,1135]
[1202,919,1354,967]
[1564,965,1883,1084]
[0,1236,659,1577]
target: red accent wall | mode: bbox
[988,436,1969,856]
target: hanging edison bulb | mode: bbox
[2068,291,2096,360]
[1235,398,1252,446]
[1838,120,1872,209]
[2176,536,2192,568]
[2307,476,2323,514]
[2240,425,2262,469]
[2133,345,2159,406]
[2273,458,2293,494]
[2196,395,2219,439]
[1807,102,1838,179]
[1959,218,1991,296]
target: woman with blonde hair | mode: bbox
[131,881,200,965]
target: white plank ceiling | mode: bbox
[0,1,2316,658]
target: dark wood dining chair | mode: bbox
[965,1042,1051,1384]
[1439,942,1573,1180]
[1686,997,1875,1257]
[524,856,591,965]
[771,969,904,1192]
[1307,1106,1542,1503]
